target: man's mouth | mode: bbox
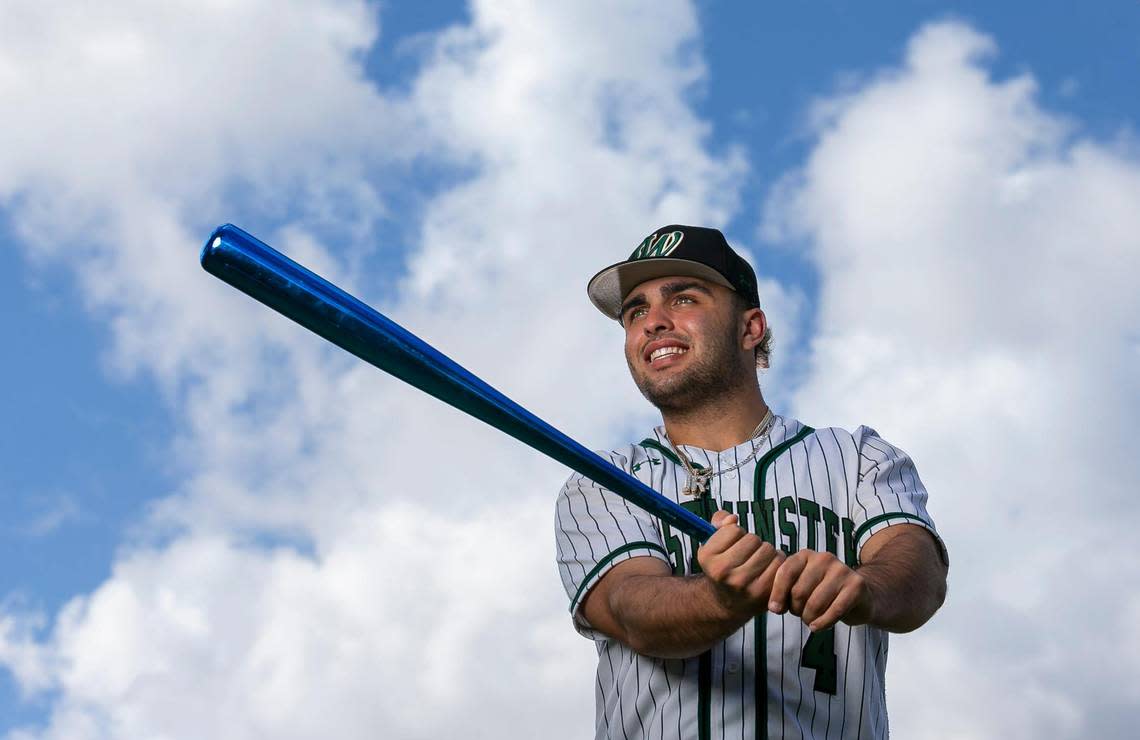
[646,344,689,365]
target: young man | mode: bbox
[555,225,948,740]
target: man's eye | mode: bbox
[629,306,648,319]
[675,295,695,305]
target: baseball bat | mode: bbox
[200,224,717,541]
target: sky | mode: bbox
[1,1,1138,737]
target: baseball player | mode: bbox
[555,225,948,739]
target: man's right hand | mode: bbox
[697,510,785,619]
[579,510,786,658]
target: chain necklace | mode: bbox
[664,409,776,498]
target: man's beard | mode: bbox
[626,321,751,415]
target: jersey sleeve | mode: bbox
[850,427,949,566]
[554,450,671,640]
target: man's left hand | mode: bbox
[767,551,874,632]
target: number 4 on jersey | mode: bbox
[802,628,838,695]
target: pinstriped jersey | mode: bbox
[554,415,945,740]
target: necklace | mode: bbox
[665,410,776,498]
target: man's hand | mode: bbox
[767,550,873,632]
[767,524,948,634]
[580,510,787,658]
[698,510,786,619]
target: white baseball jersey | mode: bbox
[555,415,945,740]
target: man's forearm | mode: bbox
[854,529,947,633]
[582,514,783,657]
[605,573,753,659]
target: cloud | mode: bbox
[0,0,750,737]
[9,494,85,538]
[2,505,577,739]
[767,21,1140,738]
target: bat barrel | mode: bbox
[201,224,717,541]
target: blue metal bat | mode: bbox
[200,224,716,541]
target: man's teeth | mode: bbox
[650,347,687,362]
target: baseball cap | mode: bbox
[586,224,760,320]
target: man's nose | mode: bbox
[643,304,673,334]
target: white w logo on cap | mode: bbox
[629,230,684,260]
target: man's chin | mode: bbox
[636,376,699,410]
[634,363,749,413]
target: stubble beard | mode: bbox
[627,322,752,416]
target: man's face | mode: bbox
[620,276,753,413]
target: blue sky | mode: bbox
[1,2,1138,737]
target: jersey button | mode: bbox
[726,661,740,673]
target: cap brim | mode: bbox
[586,257,736,320]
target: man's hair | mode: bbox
[731,292,773,369]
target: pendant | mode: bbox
[683,475,708,498]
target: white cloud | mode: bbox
[5,493,85,538]
[768,21,1140,738]
[5,505,578,739]
[0,0,748,738]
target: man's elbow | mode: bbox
[895,573,948,634]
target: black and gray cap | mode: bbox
[586,224,760,320]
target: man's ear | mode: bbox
[741,307,767,351]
